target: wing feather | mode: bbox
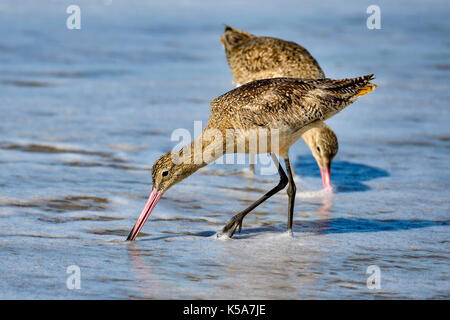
[209,76,375,132]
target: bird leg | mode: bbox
[284,157,296,231]
[220,154,288,238]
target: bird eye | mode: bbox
[316,146,321,153]
[162,170,169,177]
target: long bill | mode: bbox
[320,164,332,190]
[126,189,162,241]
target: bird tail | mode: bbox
[311,74,376,121]
[220,25,253,50]
[355,83,377,97]
[325,74,376,99]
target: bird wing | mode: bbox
[209,76,375,132]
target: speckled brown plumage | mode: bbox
[151,75,375,192]
[207,76,374,135]
[220,25,340,180]
[220,25,325,86]
[128,75,376,240]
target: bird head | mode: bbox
[302,126,338,190]
[126,149,204,241]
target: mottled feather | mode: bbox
[209,75,375,133]
[220,25,324,86]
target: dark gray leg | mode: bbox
[284,157,296,231]
[221,154,288,237]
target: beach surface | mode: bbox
[0,0,449,299]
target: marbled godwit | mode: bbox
[127,75,376,240]
[220,25,338,188]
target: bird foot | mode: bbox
[220,214,244,238]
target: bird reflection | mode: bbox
[126,244,162,299]
[315,191,334,233]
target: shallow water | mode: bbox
[0,0,449,299]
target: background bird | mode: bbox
[127,75,376,240]
[220,25,338,189]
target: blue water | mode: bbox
[0,0,449,299]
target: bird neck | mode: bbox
[174,130,226,177]
[191,130,226,165]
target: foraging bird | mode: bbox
[220,25,338,188]
[127,75,376,240]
